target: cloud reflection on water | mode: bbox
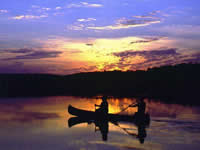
[0,96,200,150]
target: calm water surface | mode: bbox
[0,96,200,150]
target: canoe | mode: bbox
[68,105,150,126]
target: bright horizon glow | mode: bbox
[0,0,200,74]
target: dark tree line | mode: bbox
[0,63,200,104]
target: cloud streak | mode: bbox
[55,6,62,10]
[87,19,160,30]
[77,18,96,22]
[102,48,200,71]
[0,9,8,14]
[11,14,48,20]
[133,15,159,19]
[67,24,85,30]
[8,51,62,60]
[113,49,178,58]
[1,49,62,60]
[130,37,160,44]
[0,48,32,53]
[132,10,161,19]
[67,2,103,8]
[42,7,51,11]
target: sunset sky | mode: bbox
[0,0,200,74]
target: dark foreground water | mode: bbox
[0,96,200,150]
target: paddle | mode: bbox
[116,102,137,114]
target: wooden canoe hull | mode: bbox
[68,105,150,126]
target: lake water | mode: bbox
[0,96,200,150]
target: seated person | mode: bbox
[130,97,146,114]
[95,96,108,115]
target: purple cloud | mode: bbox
[108,48,200,71]
[1,49,63,60]
[130,38,160,44]
[113,48,178,58]
[0,48,32,53]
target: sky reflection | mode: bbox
[0,96,200,150]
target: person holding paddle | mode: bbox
[95,96,108,115]
[130,97,146,114]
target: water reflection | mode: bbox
[0,96,200,150]
[68,116,149,143]
[68,97,150,144]
[68,117,109,141]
